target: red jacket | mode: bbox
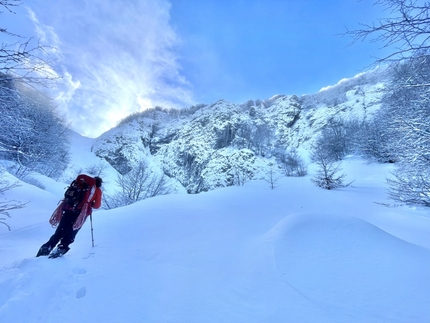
[91,187,102,209]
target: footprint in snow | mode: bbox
[72,267,87,275]
[76,287,87,299]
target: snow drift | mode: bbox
[1,158,430,323]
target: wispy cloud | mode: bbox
[27,0,194,137]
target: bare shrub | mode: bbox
[279,147,307,177]
[104,160,173,209]
[0,172,27,230]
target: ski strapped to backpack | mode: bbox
[49,174,97,230]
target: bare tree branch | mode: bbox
[105,161,173,209]
[345,0,430,63]
[0,0,21,14]
[0,1,59,88]
[0,175,27,231]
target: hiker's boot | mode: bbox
[36,245,52,257]
[48,245,70,259]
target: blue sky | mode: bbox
[170,0,387,102]
[0,0,389,137]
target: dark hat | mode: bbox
[95,176,103,187]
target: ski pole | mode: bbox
[90,213,95,247]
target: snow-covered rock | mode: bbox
[91,69,387,193]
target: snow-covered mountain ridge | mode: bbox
[92,69,387,193]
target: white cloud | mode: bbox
[28,0,194,137]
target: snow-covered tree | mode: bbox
[378,57,430,205]
[264,163,281,189]
[0,77,70,178]
[350,115,397,163]
[346,1,430,207]
[0,1,67,178]
[388,166,430,206]
[317,118,352,161]
[310,144,351,190]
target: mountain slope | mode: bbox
[91,69,387,194]
[1,157,430,323]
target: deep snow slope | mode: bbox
[1,158,430,323]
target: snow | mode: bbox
[1,137,430,322]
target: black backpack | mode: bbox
[63,175,96,211]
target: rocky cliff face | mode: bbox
[91,69,387,193]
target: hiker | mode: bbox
[36,174,103,258]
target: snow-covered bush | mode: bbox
[388,166,430,206]
[350,117,396,163]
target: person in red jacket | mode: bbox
[36,175,103,258]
